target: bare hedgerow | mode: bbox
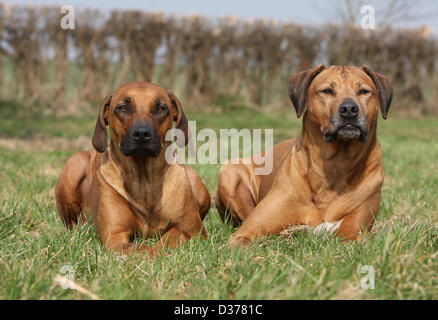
[0,3,8,91]
[4,6,48,107]
[214,16,245,97]
[241,19,274,106]
[181,15,217,104]
[123,11,165,83]
[72,9,111,102]
[43,6,70,108]
[0,5,436,115]
[159,14,184,90]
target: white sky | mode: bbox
[3,0,438,32]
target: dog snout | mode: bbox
[131,124,153,141]
[338,99,359,119]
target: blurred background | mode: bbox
[0,0,437,116]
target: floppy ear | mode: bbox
[92,95,112,153]
[288,64,325,118]
[168,90,190,147]
[361,66,393,119]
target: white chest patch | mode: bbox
[314,219,344,235]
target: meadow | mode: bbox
[0,100,437,299]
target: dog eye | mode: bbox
[320,88,334,94]
[157,105,168,113]
[117,105,128,112]
[359,89,370,95]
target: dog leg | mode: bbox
[228,187,323,245]
[334,194,380,241]
[104,228,190,256]
[55,151,91,227]
[185,166,211,221]
[216,165,256,226]
[323,172,382,240]
[113,227,196,257]
[95,181,158,255]
[151,227,193,256]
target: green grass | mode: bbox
[0,101,437,299]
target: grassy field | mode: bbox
[0,100,437,300]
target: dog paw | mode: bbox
[227,234,251,247]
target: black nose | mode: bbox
[131,125,152,141]
[338,100,359,119]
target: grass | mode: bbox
[0,100,437,299]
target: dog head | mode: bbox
[288,65,393,142]
[92,82,189,157]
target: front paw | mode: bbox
[227,234,251,247]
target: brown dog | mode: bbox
[215,65,392,244]
[55,82,210,255]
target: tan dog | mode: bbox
[55,82,210,255]
[215,65,392,244]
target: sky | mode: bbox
[3,0,438,32]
